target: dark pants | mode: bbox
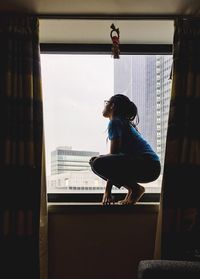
[89,154,161,188]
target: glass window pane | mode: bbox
[41,54,172,195]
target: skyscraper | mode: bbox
[114,55,172,168]
[155,55,172,165]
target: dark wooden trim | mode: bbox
[48,203,159,214]
[0,12,197,21]
[48,193,160,203]
[38,14,198,20]
[40,43,172,54]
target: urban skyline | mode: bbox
[47,146,162,194]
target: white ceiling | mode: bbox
[1,0,199,44]
[39,19,174,44]
[1,0,200,16]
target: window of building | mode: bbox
[41,45,172,202]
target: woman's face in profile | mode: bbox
[102,100,113,118]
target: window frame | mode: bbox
[40,43,172,203]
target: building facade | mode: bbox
[47,170,106,193]
[155,55,172,166]
[114,55,172,168]
[49,146,104,193]
[51,146,99,175]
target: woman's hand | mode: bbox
[102,180,115,205]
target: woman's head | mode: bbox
[103,94,139,127]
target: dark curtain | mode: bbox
[0,16,43,278]
[157,18,200,261]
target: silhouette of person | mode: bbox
[90,94,161,205]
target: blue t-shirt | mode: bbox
[108,117,160,161]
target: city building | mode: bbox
[47,170,106,193]
[156,55,172,165]
[49,146,106,193]
[47,169,161,193]
[114,55,172,168]
[48,145,161,193]
[51,146,99,175]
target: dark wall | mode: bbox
[48,204,159,279]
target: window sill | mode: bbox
[48,202,159,214]
[48,193,160,203]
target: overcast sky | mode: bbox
[41,54,114,175]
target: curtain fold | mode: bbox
[0,15,46,278]
[40,137,48,279]
[155,18,200,261]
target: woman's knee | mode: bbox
[89,156,103,171]
[90,156,103,170]
[89,156,97,165]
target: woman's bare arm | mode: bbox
[110,138,121,154]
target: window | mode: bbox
[41,45,172,202]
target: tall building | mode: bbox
[114,55,157,150]
[51,146,99,175]
[114,55,172,168]
[156,55,172,165]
